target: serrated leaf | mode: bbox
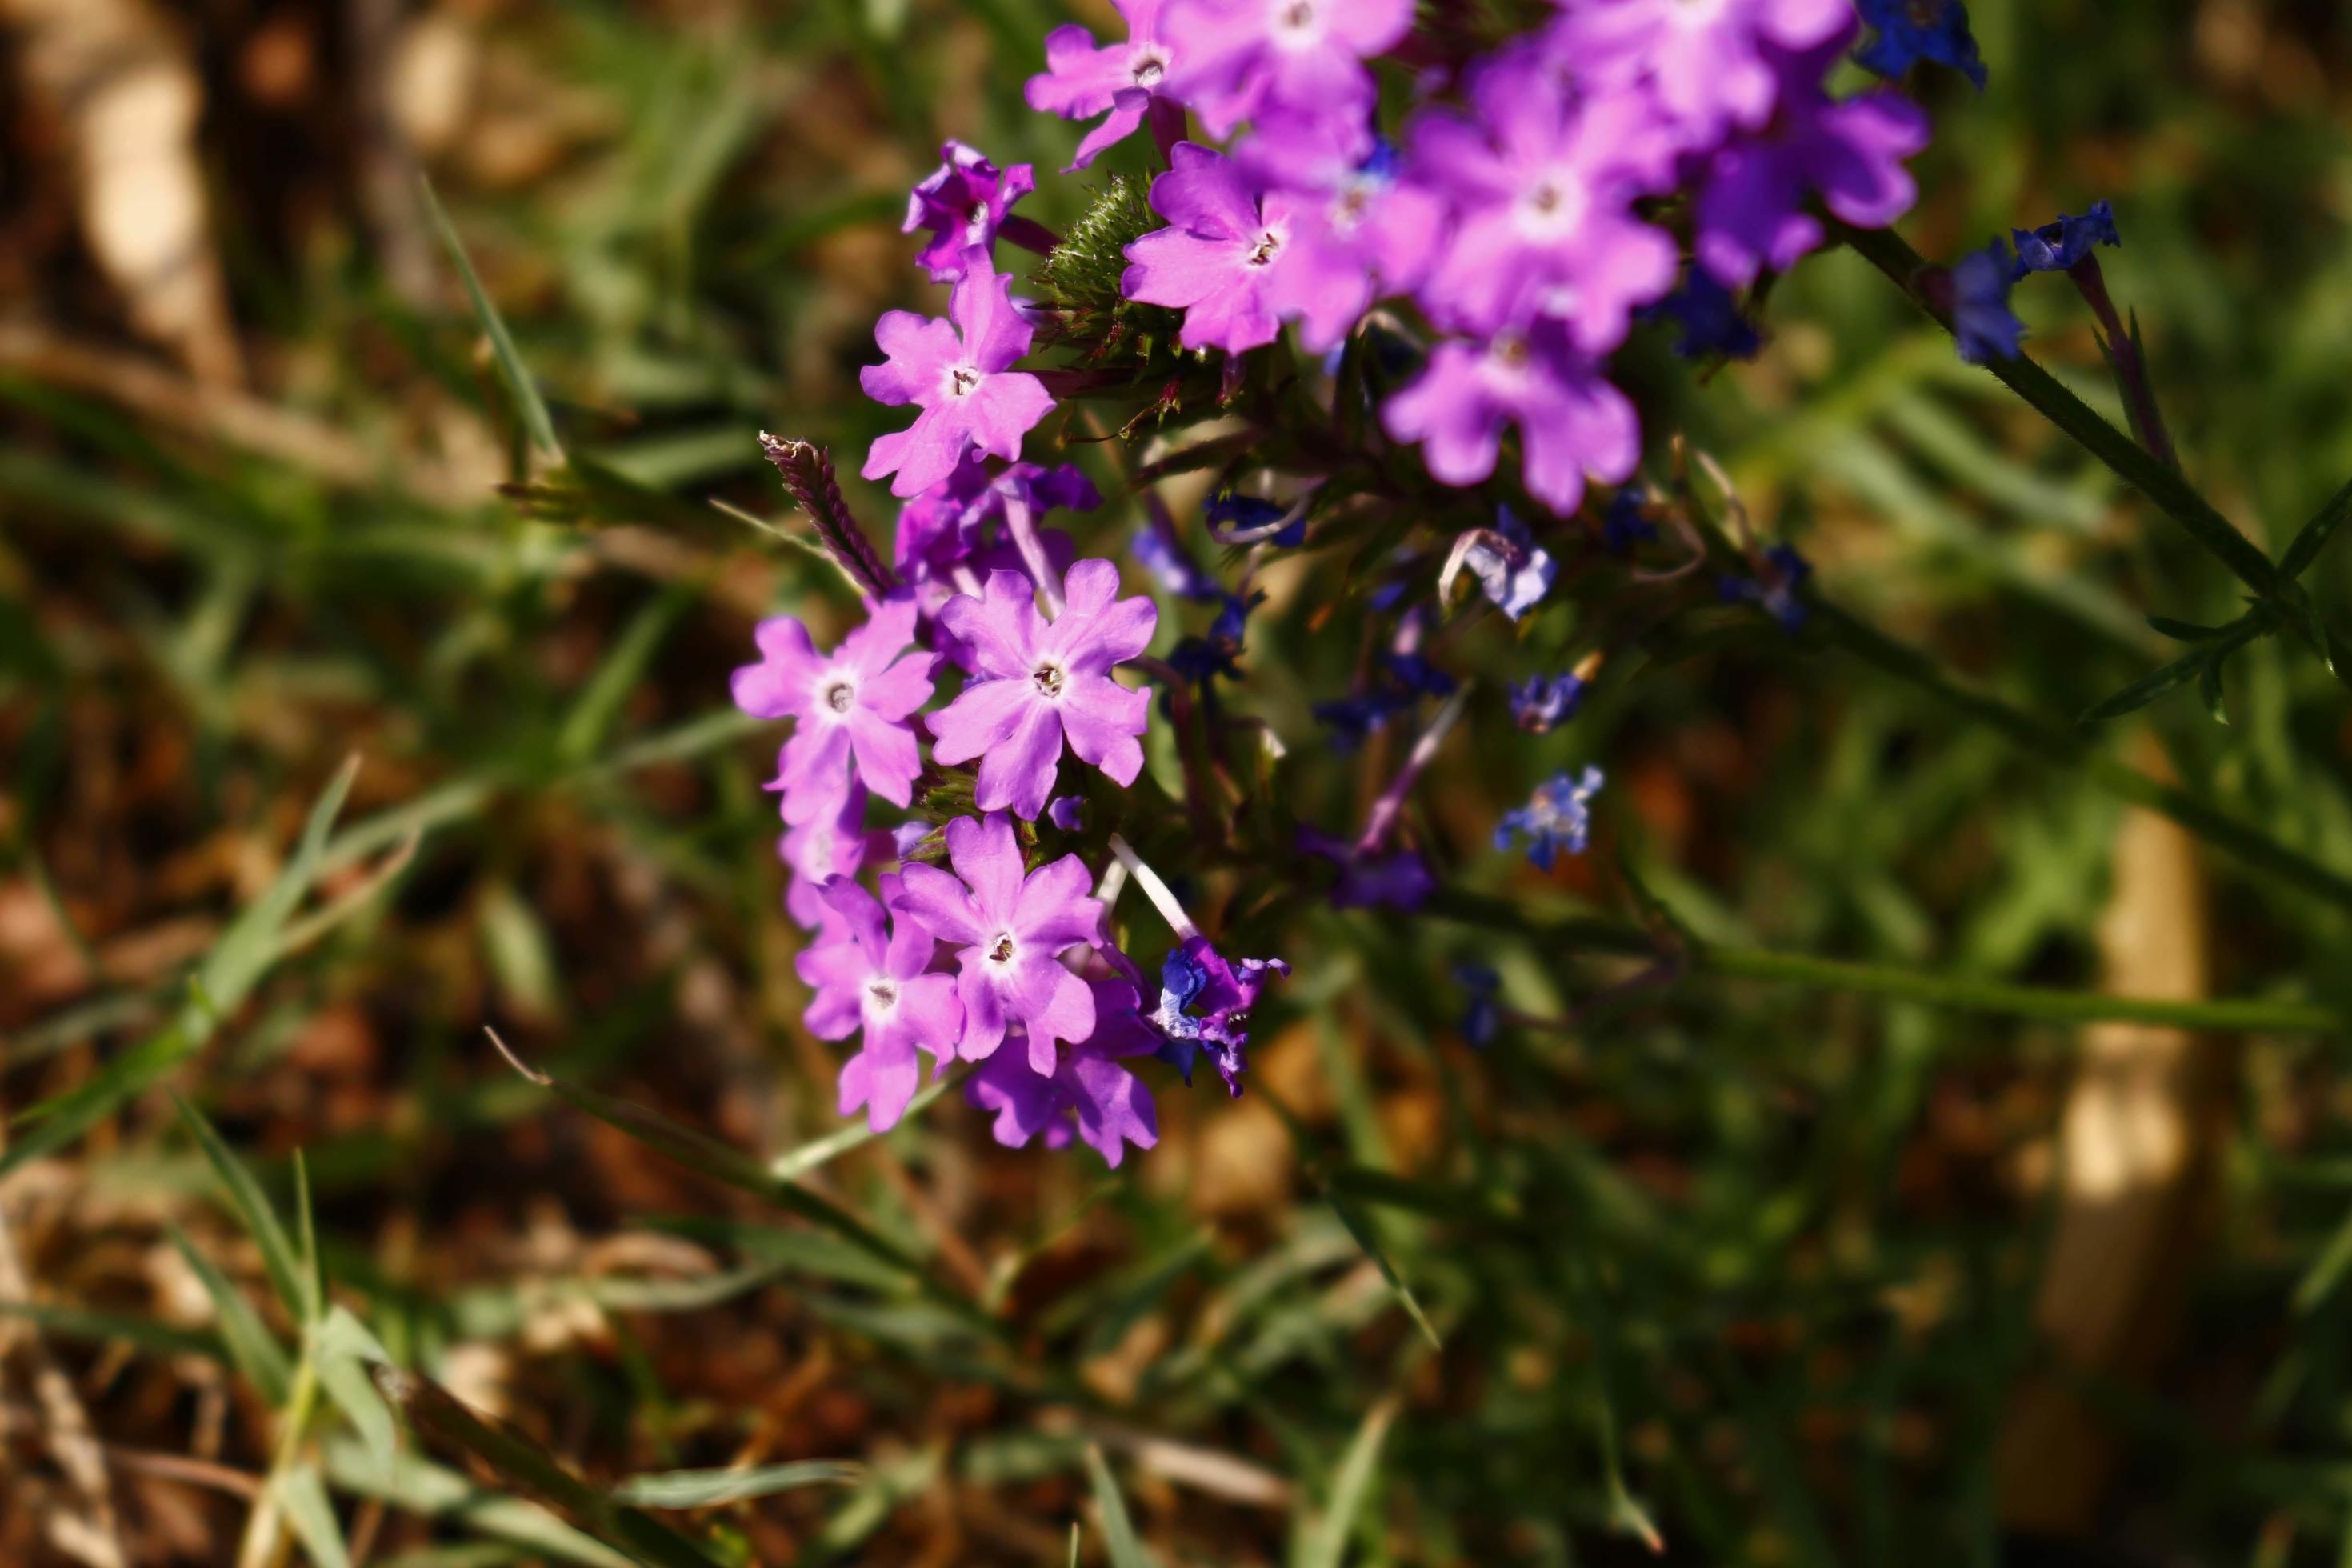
[609,1462,864,1509]
[1083,1445,1156,1568]
[421,176,563,461]
[166,1224,290,1405]
[174,1095,305,1324]
[275,1463,354,1568]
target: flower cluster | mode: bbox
[733,0,2002,1161]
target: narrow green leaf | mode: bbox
[1,1025,198,1180]
[420,176,563,461]
[2199,650,2230,725]
[294,1150,324,1327]
[1322,1188,1442,1352]
[202,756,361,1012]
[2146,614,2230,642]
[315,1306,398,1475]
[373,1366,720,1568]
[319,1436,632,1568]
[166,1224,291,1405]
[276,1463,354,1568]
[768,1071,960,1182]
[2282,474,2352,580]
[1301,1395,1399,1568]
[555,586,694,766]
[1069,1524,1082,1568]
[174,1095,304,1323]
[0,1301,225,1362]
[1083,1445,1156,1568]
[2077,645,2219,726]
[610,1462,865,1509]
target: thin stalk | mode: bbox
[1834,220,2281,596]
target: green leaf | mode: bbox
[372,1366,720,1568]
[1083,1445,1156,1568]
[2077,645,2218,725]
[2199,647,2230,725]
[2281,474,2352,580]
[0,1301,225,1362]
[2146,614,2230,642]
[202,755,361,1014]
[1300,1395,1399,1568]
[768,1071,960,1182]
[319,1437,632,1568]
[420,175,564,461]
[174,1095,305,1324]
[609,1462,865,1509]
[1322,1187,1442,1352]
[2,1026,200,1180]
[554,586,694,767]
[166,1224,291,1405]
[276,1463,354,1568]
[315,1307,398,1475]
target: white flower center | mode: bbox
[822,676,857,714]
[1031,660,1066,698]
[1272,0,1322,46]
[1517,170,1590,241]
[987,931,1018,964]
[946,364,983,398]
[1246,227,1285,267]
[1130,50,1166,87]
[865,977,899,1011]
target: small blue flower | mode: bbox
[1313,690,1412,750]
[1718,543,1812,631]
[1133,518,1220,602]
[1207,490,1306,547]
[1453,965,1502,1049]
[1855,0,1987,90]
[1046,795,1086,832]
[1602,487,1658,555]
[1384,651,1458,698]
[1952,241,2026,365]
[1298,829,1436,912]
[1509,673,1586,734]
[2010,199,2120,279]
[1495,767,1604,872]
[1645,271,1762,361]
[1458,508,1557,622]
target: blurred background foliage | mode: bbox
[4,0,2352,1563]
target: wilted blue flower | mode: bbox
[1154,937,1289,1095]
[1952,241,2026,364]
[1646,271,1762,361]
[1509,673,1586,734]
[1855,0,1987,90]
[1298,829,1436,912]
[2010,199,2119,278]
[1719,543,1813,631]
[1453,964,1501,1049]
[1207,490,1306,546]
[1495,767,1604,871]
[1602,487,1658,554]
[1046,795,1086,832]
[1456,508,1557,621]
[1385,651,1458,698]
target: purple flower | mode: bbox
[1509,673,1586,734]
[894,813,1105,1071]
[1694,40,1929,287]
[1122,145,1291,354]
[903,142,1038,282]
[928,559,1158,821]
[1298,829,1435,912]
[894,454,1099,583]
[1646,270,1762,360]
[861,258,1054,498]
[2010,199,2119,278]
[1451,508,1558,620]
[1855,0,1987,90]
[965,978,1162,1166]
[1152,934,1286,1095]
[1206,490,1306,546]
[797,876,964,1132]
[1546,0,1854,148]
[1952,242,2025,365]
[732,598,938,824]
[780,783,874,929]
[1161,0,1414,142]
[1382,318,1642,514]
[1231,130,1447,352]
[1495,767,1604,871]
[1406,54,1678,346]
[1046,794,1086,832]
[1026,0,1181,171]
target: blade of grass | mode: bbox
[274,1464,354,1568]
[420,177,562,462]
[318,1437,632,1568]
[609,1462,866,1508]
[174,1096,304,1324]
[1084,1444,1157,1568]
[1298,1394,1400,1568]
[166,1225,291,1406]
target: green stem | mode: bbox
[1834,219,2282,595]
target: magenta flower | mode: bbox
[1162,0,1414,141]
[892,813,1103,1071]
[779,782,874,930]
[1544,0,1854,149]
[1406,55,1678,348]
[1382,318,1642,514]
[1153,935,1288,1096]
[731,597,938,824]
[902,142,1041,282]
[927,559,1157,821]
[965,978,1161,1166]
[797,876,963,1133]
[894,454,1099,583]
[1694,39,1930,286]
[861,260,1054,499]
[1026,0,1182,171]
[1122,143,1294,354]
[1238,130,1446,351]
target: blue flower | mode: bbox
[1458,508,1557,622]
[1494,767,1604,872]
[1645,271,1762,361]
[1602,487,1658,554]
[1509,673,1586,734]
[1133,518,1220,602]
[1855,0,1987,90]
[1298,829,1436,912]
[1045,795,1086,831]
[1153,937,1288,1095]
[1384,651,1458,698]
[1313,690,1412,750]
[1453,965,1501,1049]
[1718,543,1813,631]
[1207,490,1306,547]
[2010,199,2119,278]
[1952,241,2026,365]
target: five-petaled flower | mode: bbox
[798,876,964,1132]
[928,559,1158,822]
[1162,0,1413,141]
[966,978,1162,1165]
[861,256,1054,498]
[1026,0,1182,170]
[902,142,1038,282]
[1496,766,1606,870]
[732,598,938,824]
[894,812,1106,1072]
